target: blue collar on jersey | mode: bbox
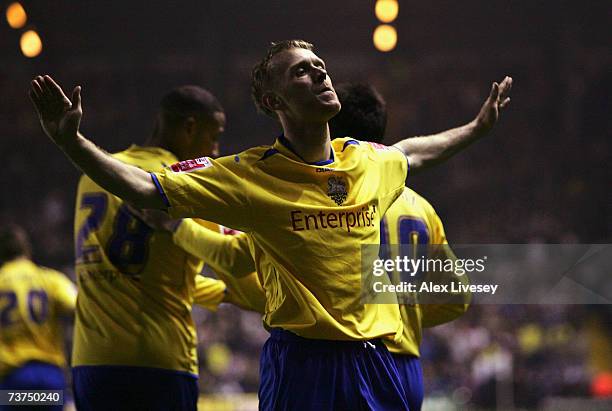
[277,134,335,166]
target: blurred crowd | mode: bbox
[421,305,610,408]
[194,301,611,409]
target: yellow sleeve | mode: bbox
[420,212,470,328]
[151,155,252,231]
[174,221,264,313]
[215,271,266,314]
[48,270,77,315]
[193,275,227,312]
[173,220,255,278]
[366,143,409,214]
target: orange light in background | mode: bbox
[20,30,42,58]
[373,24,397,52]
[375,0,399,23]
[6,2,27,29]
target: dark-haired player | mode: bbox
[70,86,241,411]
[0,225,76,411]
[30,39,511,410]
[331,82,473,410]
[329,83,388,141]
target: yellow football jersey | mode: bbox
[380,187,470,356]
[73,145,226,376]
[175,220,265,313]
[0,258,76,379]
[152,137,408,340]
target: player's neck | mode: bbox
[144,135,174,155]
[281,122,332,164]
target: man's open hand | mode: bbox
[29,75,82,147]
[475,76,513,132]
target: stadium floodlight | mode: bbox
[20,30,42,58]
[6,2,27,29]
[375,0,399,23]
[373,24,397,52]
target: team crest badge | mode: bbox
[327,176,348,206]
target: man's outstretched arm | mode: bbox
[394,76,513,173]
[29,75,163,209]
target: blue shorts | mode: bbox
[72,365,198,411]
[391,354,424,411]
[259,329,410,411]
[0,361,65,411]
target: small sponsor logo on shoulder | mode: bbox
[221,225,243,236]
[170,157,212,173]
[367,142,393,151]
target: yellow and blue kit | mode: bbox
[0,257,75,400]
[152,136,411,410]
[72,145,227,411]
[381,187,470,410]
[174,185,470,410]
[381,187,470,357]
